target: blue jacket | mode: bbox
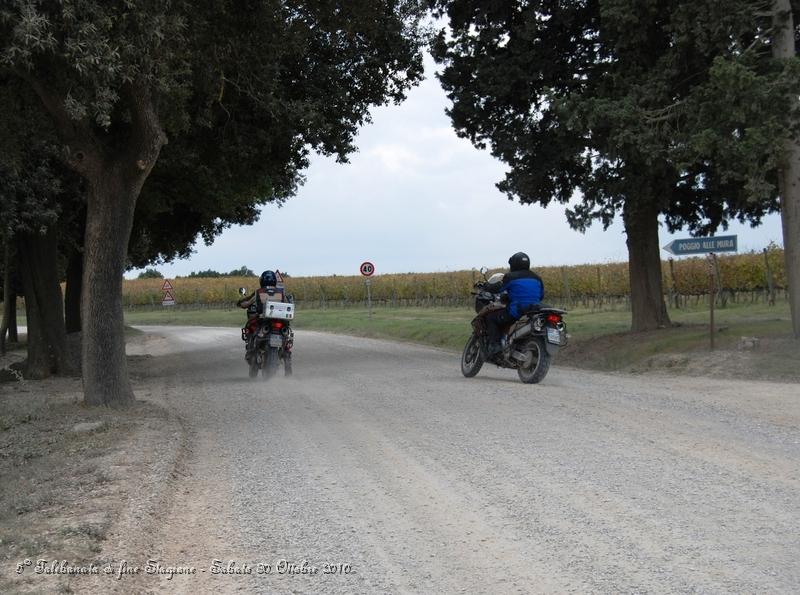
[490,270,544,319]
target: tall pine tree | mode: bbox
[432,0,793,331]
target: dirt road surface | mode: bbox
[84,326,800,593]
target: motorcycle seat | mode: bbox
[520,303,566,315]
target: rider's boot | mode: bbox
[485,342,502,358]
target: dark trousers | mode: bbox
[484,308,515,347]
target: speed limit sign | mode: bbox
[360,261,375,277]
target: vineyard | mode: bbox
[122,246,787,309]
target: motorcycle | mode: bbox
[238,287,295,379]
[461,268,568,384]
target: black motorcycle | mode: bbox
[461,270,567,384]
[239,287,294,379]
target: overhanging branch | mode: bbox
[9,66,100,176]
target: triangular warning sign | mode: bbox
[161,279,173,291]
[162,290,175,304]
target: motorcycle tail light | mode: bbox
[271,321,284,330]
[546,314,562,324]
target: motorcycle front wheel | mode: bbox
[262,346,280,379]
[461,333,484,378]
[517,336,551,384]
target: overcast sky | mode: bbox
[128,56,784,279]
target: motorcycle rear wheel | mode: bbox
[247,350,259,378]
[262,346,280,379]
[517,336,551,384]
[284,352,293,377]
[461,333,484,378]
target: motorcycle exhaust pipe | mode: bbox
[508,322,534,343]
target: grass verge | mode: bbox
[123,301,799,381]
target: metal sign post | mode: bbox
[708,254,715,350]
[161,279,176,307]
[365,278,373,319]
[360,261,375,319]
[662,235,738,351]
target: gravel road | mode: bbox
[120,326,799,594]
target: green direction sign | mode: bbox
[662,235,738,256]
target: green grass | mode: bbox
[6,300,788,380]
[11,301,797,379]
[123,308,244,328]
[560,301,798,379]
[122,300,795,352]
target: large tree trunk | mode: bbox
[64,246,83,374]
[624,201,671,332]
[81,163,142,406]
[8,299,17,343]
[65,247,82,334]
[20,276,50,379]
[773,0,800,339]
[16,229,77,377]
[23,78,166,405]
[1,239,16,355]
[77,85,166,407]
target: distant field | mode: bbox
[123,301,798,381]
[121,246,787,307]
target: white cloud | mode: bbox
[367,144,422,174]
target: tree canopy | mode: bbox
[137,268,164,279]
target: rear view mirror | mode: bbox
[238,287,248,296]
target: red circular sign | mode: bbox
[360,261,375,277]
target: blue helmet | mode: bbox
[259,270,277,288]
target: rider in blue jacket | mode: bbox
[484,252,544,357]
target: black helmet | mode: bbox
[259,270,277,288]
[508,252,530,271]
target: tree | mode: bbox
[2,0,426,405]
[227,266,256,277]
[0,75,85,375]
[771,0,800,338]
[187,270,222,278]
[0,143,79,377]
[0,237,19,355]
[137,268,163,279]
[431,0,782,331]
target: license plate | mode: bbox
[268,334,284,347]
[546,327,561,344]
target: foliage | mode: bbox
[94,0,430,268]
[0,79,74,239]
[227,266,255,278]
[136,268,163,279]
[184,269,222,279]
[429,0,792,234]
[177,266,256,278]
